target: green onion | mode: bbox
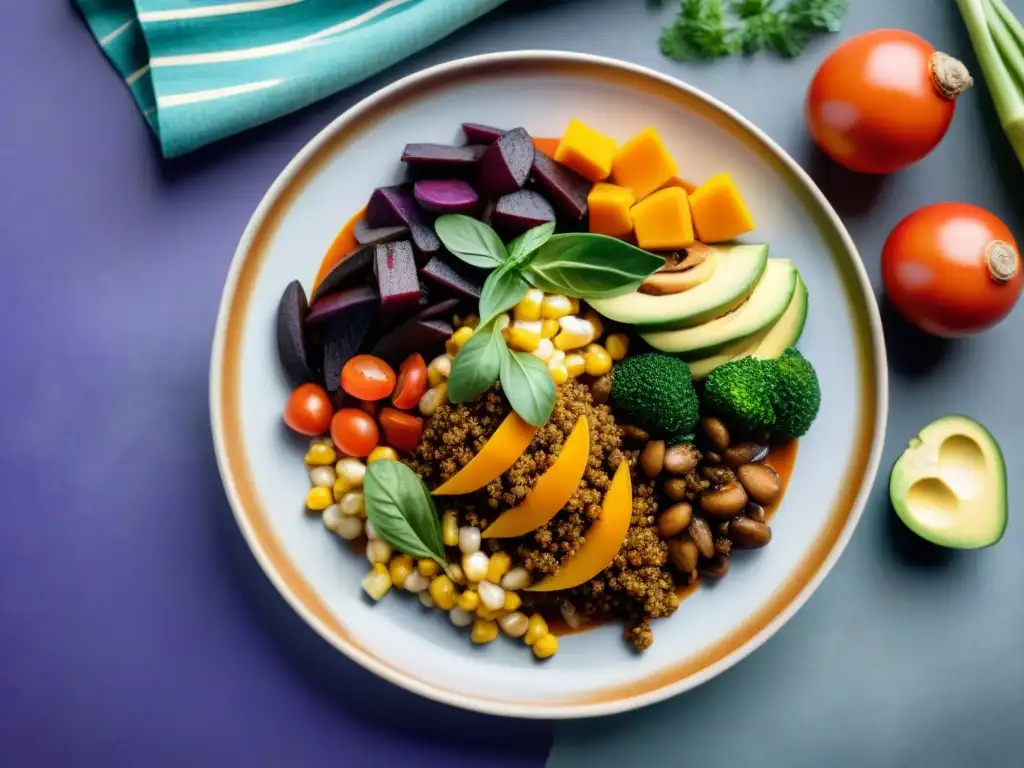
[955,0,1024,169]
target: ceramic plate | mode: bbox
[210,51,888,718]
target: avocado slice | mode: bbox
[641,259,797,356]
[588,243,768,329]
[890,415,1007,549]
[685,273,809,379]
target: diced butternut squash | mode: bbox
[482,416,589,538]
[554,119,617,182]
[631,187,695,251]
[610,127,679,201]
[432,413,537,495]
[587,183,635,237]
[527,460,632,592]
[688,173,755,243]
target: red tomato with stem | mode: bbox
[341,355,396,401]
[882,202,1022,337]
[392,354,428,410]
[378,407,424,452]
[330,408,380,457]
[806,30,973,174]
[283,383,333,436]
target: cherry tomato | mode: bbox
[806,30,972,174]
[330,408,380,457]
[882,202,1022,337]
[392,354,428,410]
[283,383,333,436]
[341,354,396,401]
[378,407,424,452]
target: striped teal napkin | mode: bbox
[76,0,506,158]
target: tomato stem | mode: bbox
[930,52,974,100]
[985,241,1019,283]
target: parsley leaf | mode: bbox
[660,0,739,61]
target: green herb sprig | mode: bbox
[363,459,447,569]
[434,215,663,427]
[658,0,847,62]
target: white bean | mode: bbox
[500,567,531,591]
[478,581,505,611]
[458,526,481,554]
[309,466,336,488]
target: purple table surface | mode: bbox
[0,4,557,766]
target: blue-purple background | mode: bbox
[4,2,1024,767]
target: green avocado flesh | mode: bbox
[641,259,797,356]
[588,243,768,329]
[685,273,808,380]
[889,415,1007,549]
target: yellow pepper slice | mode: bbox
[432,412,537,496]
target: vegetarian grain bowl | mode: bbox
[275,119,821,659]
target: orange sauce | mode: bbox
[310,137,697,292]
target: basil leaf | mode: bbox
[499,348,556,427]
[363,460,446,567]
[447,324,506,403]
[525,233,665,298]
[434,214,507,269]
[478,265,529,328]
[507,221,556,267]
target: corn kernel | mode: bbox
[418,590,434,608]
[531,338,556,363]
[540,294,573,319]
[583,310,605,339]
[514,320,544,335]
[584,345,613,376]
[458,526,481,555]
[417,559,441,578]
[309,466,336,489]
[449,607,474,627]
[427,354,452,387]
[305,486,333,511]
[449,563,467,585]
[454,313,479,330]
[403,570,429,593]
[564,353,586,378]
[429,574,455,610]
[549,364,569,385]
[442,512,459,547]
[338,490,365,517]
[508,327,541,353]
[532,633,559,659]
[367,446,398,463]
[447,326,474,356]
[304,443,337,466]
[553,316,597,351]
[499,611,529,638]
[366,539,393,564]
[470,618,500,644]
[605,333,630,361]
[418,383,447,417]
[501,567,532,591]
[514,289,544,322]
[462,551,490,582]
[504,592,522,612]
[456,589,480,612]
[568,298,581,314]
[540,318,560,338]
[478,580,506,611]
[486,552,512,583]
[525,614,549,646]
[476,606,506,621]
[389,555,414,589]
[334,458,366,489]
[361,563,392,601]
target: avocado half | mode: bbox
[889,415,1007,549]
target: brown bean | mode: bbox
[668,538,700,573]
[701,416,730,451]
[745,501,766,523]
[664,477,689,501]
[657,502,693,538]
[640,440,666,479]
[701,554,730,579]
[699,465,735,485]
[728,517,772,549]
[723,441,770,466]
[588,374,612,405]
[700,482,749,521]
[704,451,723,464]
[621,424,650,443]
[688,517,715,559]
[664,443,700,475]
[737,464,782,506]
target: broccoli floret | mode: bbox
[703,356,777,432]
[771,348,821,439]
[610,354,699,440]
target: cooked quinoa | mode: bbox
[406,379,681,650]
